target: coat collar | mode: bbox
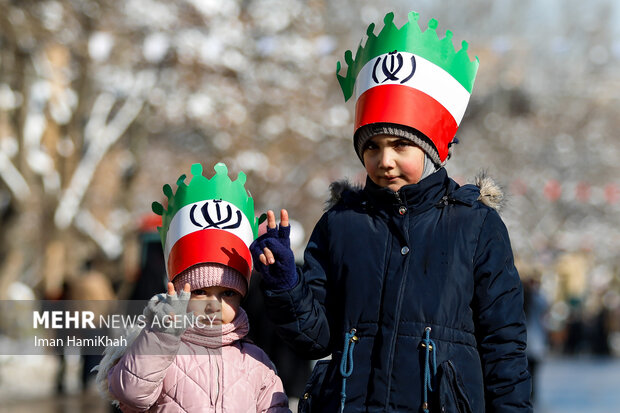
[363,168,452,213]
[326,170,502,212]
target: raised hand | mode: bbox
[143,282,193,336]
[250,209,298,290]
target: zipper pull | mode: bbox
[394,191,407,215]
[394,191,403,204]
[437,195,449,207]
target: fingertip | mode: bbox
[281,209,289,227]
[167,282,175,295]
[267,210,276,229]
[263,246,275,265]
[184,283,191,293]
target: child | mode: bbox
[250,12,532,413]
[97,163,290,412]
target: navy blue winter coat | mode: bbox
[262,168,532,412]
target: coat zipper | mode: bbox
[384,188,411,406]
[394,190,409,216]
[394,190,403,206]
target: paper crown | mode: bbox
[337,11,479,163]
[152,163,262,282]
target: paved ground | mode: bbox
[536,356,620,413]
[0,392,110,413]
[0,356,619,412]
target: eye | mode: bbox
[192,289,207,296]
[222,290,238,298]
[362,141,378,152]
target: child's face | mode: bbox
[187,285,242,325]
[362,134,425,192]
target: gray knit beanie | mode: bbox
[354,123,442,167]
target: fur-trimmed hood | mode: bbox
[325,170,504,211]
[472,171,504,211]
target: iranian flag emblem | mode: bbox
[153,163,260,281]
[337,12,479,163]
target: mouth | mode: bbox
[197,313,222,326]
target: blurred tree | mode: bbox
[0,0,618,304]
[0,2,151,297]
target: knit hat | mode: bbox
[336,12,479,166]
[354,122,441,166]
[173,262,248,297]
[152,163,264,290]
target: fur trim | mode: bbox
[325,179,363,211]
[475,171,504,211]
[91,325,144,406]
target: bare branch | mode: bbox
[0,151,31,201]
[74,209,123,259]
[54,93,144,229]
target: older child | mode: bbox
[98,163,290,412]
[251,12,532,413]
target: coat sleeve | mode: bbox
[261,213,332,359]
[255,361,292,413]
[107,328,180,410]
[472,209,533,412]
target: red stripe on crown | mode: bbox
[167,229,251,282]
[355,85,458,162]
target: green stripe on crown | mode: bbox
[337,11,479,101]
[152,163,261,247]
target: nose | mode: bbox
[200,294,221,313]
[204,298,221,312]
[378,148,395,169]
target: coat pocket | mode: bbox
[298,359,330,413]
[437,360,473,413]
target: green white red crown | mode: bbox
[152,163,261,282]
[337,11,479,163]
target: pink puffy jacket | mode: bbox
[107,329,290,412]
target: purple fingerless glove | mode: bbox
[250,224,298,290]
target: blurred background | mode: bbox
[0,0,619,412]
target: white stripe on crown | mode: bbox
[355,52,471,125]
[164,200,254,259]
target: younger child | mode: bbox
[251,12,532,413]
[98,163,290,412]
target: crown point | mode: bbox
[213,162,228,176]
[428,18,438,30]
[345,50,353,65]
[258,213,267,225]
[176,174,187,186]
[163,184,173,198]
[152,201,164,216]
[461,40,469,51]
[190,163,203,177]
[446,30,453,39]
[236,171,247,185]
[408,11,419,23]
[384,12,395,26]
[366,22,376,37]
